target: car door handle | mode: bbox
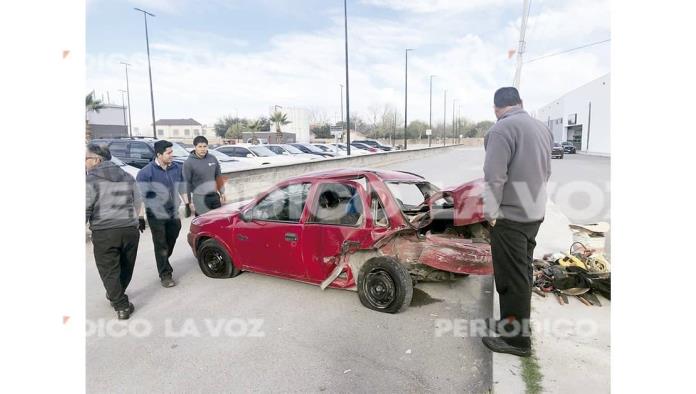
[285,232,298,242]
[237,234,248,241]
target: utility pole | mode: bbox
[443,90,447,146]
[134,7,157,138]
[343,0,351,155]
[120,62,133,137]
[429,75,435,148]
[393,111,396,148]
[513,0,531,88]
[452,99,457,143]
[404,48,414,150]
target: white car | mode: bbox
[205,149,258,172]
[266,144,323,161]
[330,143,370,155]
[214,143,299,166]
[111,156,140,178]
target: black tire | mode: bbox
[358,257,413,313]
[197,239,239,278]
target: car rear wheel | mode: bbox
[197,239,239,278]
[358,257,413,313]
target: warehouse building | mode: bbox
[535,73,610,156]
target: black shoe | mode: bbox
[161,276,176,288]
[482,337,531,357]
[117,303,135,320]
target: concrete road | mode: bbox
[86,147,609,392]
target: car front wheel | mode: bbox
[197,238,239,278]
[358,257,413,313]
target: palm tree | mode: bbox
[247,119,261,144]
[85,91,105,141]
[269,111,291,143]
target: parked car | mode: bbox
[214,143,298,166]
[289,143,336,158]
[329,143,370,155]
[561,141,577,154]
[350,142,380,152]
[352,139,393,151]
[187,168,493,313]
[91,137,190,168]
[552,143,565,159]
[266,144,323,161]
[312,143,347,156]
[204,149,258,172]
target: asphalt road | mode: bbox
[86,147,609,392]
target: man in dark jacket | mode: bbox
[136,140,189,288]
[183,136,226,216]
[481,87,553,357]
[86,144,145,320]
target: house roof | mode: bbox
[154,118,202,126]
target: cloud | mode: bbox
[87,0,610,129]
[360,0,515,13]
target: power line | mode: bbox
[525,38,610,64]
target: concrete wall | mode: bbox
[535,73,610,155]
[219,142,480,203]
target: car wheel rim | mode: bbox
[363,269,396,309]
[203,249,225,273]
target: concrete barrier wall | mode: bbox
[220,140,482,203]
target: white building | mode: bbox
[269,106,310,142]
[535,73,610,156]
[151,118,211,143]
[86,104,128,139]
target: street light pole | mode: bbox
[134,8,157,138]
[343,0,351,156]
[429,75,435,148]
[339,84,344,142]
[120,62,133,138]
[404,48,413,150]
[118,89,128,135]
[443,89,447,146]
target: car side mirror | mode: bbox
[246,153,254,158]
[241,209,252,222]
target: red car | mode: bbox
[187,168,493,313]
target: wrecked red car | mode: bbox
[187,168,493,313]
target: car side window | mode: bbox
[109,142,128,158]
[371,193,389,227]
[129,142,152,159]
[308,183,364,226]
[238,148,252,157]
[252,183,311,222]
[268,146,283,155]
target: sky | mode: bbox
[86,0,610,129]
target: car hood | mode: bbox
[191,199,253,226]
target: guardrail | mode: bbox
[220,140,482,202]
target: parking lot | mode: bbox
[86,147,609,392]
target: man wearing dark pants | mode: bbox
[481,87,553,357]
[136,140,189,288]
[86,144,145,319]
[183,136,225,216]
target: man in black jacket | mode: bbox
[86,144,145,320]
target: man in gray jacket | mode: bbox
[481,87,553,357]
[86,144,145,320]
[183,136,225,216]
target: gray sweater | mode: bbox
[483,107,553,222]
[183,151,222,196]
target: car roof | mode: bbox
[282,168,424,183]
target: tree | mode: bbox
[407,120,429,140]
[311,124,332,139]
[85,91,105,141]
[214,115,242,138]
[269,111,291,132]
